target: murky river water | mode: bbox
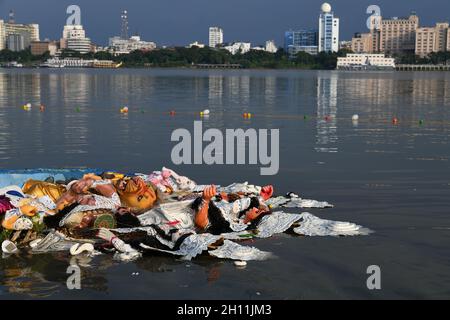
[0,68,449,299]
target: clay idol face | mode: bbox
[116,176,156,210]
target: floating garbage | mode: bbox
[40,105,45,112]
[23,103,32,111]
[169,110,176,116]
[2,240,18,254]
[0,168,372,263]
[70,243,95,255]
[120,106,129,114]
[392,117,399,124]
[352,114,359,121]
[200,109,210,116]
[419,119,424,125]
[234,260,247,267]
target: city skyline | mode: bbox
[1,0,450,47]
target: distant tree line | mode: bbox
[3,46,450,69]
[0,49,50,64]
[394,51,450,65]
[0,46,354,69]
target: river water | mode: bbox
[0,68,449,299]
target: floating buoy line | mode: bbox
[15,103,435,126]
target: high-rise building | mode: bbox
[61,24,91,53]
[284,29,318,56]
[7,33,25,51]
[209,27,223,48]
[4,22,39,49]
[415,23,449,57]
[0,11,39,50]
[415,27,437,58]
[380,14,419,54]
[318,3,339,53]
[435,23,449,52]
[0,20,5,50]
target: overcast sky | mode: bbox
[1,0,450,46]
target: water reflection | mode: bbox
[0,69,450,298]
[0,252,109,297]
[316,72,338,153]
[208,75,223,106]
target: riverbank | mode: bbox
[3,47,450,71]
[0,47,348,70]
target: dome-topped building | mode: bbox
[318,3,339,53]
[321,3,332,13]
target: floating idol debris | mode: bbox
[0,168,372,263]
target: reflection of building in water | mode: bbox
[240,75,250,106]
[333,74,450,124]
[61,73,90,155]
[208,75,224,106]
[0,254,109,298]
[0,72,41,106]
[228,75,250,106]
[0,72,44,159]
[264,76,276,108]
[412,76,450,106]
[229,76,240,102]
[48,73,59,105]
[316,72,338,153]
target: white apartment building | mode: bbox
[318,3,339,52]
[209,27,223,48]
[337,53,395,69]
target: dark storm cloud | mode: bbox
[1,0,450,46]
